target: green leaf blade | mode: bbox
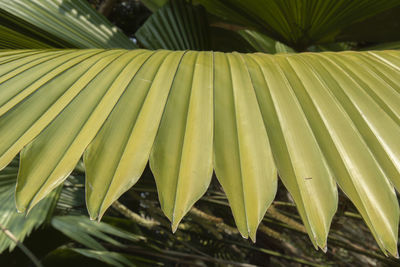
[286,53,399,256]
[150,51,214,230]
[246,53,338,249]
[213,52,278,241]
[85,51,185,220]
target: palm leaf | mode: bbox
[70,248,134,267]
[136,0,253,53]
[364,42,400,51]
[0,158,61,253]
[337,5,400,44]
[0,158,87,253]
[51,216,143,251]
[0,49,399,256]
[193,0,400,48]
[0,25,52,49]
[55,174,87,216]
[239,30,294,54]
[140,0,168,12]
[0,0,136,49]
[136,0,210,50]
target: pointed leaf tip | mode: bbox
[387,245,399,258]
[15,206,24,214]
[171,212,186,234]
[171,222,179,234]
[249,231,257,243]
[238,230,249,239]
[15,199,26,214]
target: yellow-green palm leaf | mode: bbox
[0,49,399,256]
[0,0,136,49]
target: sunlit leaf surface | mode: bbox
[0,49,399,256]
[0,0,136,49]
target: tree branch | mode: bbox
[112,200,160,229]
[0,223,43,267]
